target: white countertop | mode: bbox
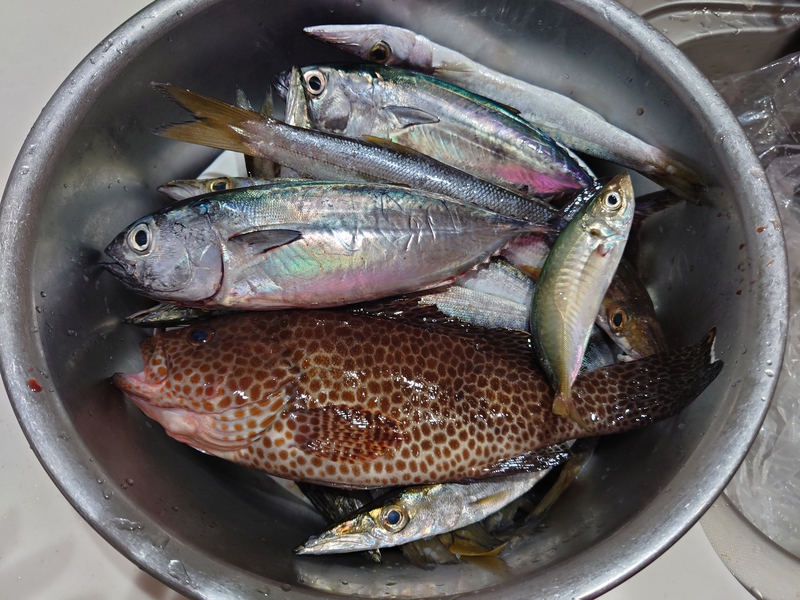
[0,1,754,597]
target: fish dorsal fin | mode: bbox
[382,105,440,128]
[227,229,302,254]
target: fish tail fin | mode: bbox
[643,152,706,205]
[553,388,589,429]
[152,83,266,156]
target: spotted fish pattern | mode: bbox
[113,310,722,488]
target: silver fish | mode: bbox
[282,64,596,199]
[532,173,635,426]
[304,24,703,201]
[294,468,556,554]
[154,83,561,225]
[104,180,538,309]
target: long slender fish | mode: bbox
[104,179,540,309]
[304,24,703,200]
[532,174,635,426]
[280,64,596,199]
[295,468,557,554]
[113,309,722,488]
[154,84,561,225]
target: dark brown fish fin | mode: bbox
[382,105,440,128]
[124,302,232,327]
[573,328,723,434]
[479,443,571,477]
[152,83,265,156]
[227,229,302,254]
[287,405,406,462]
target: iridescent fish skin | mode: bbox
[157,176,274,201]
[284,64,596,198]
[154,84,560,225]
[303,24,704,200]
[104,180,536,309]
[113,309,722,488]
[294,469,554,554]
[532,173,635,425]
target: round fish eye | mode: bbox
[605,192,622,210]
[369,41,392,64]
[187,326,215,346]
[609,308,628,332]
[127,222,153,255]
[303,70,326,96]
[210,178,230,192]
[379,505,408,533]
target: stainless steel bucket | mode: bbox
[0,0,787,597]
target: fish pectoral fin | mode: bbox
[287,406,405,461]
[382,105,440,128]
[227,229,302,254]
[553,391,589,430]
[441,525,507,557]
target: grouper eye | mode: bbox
[127,222,153,255]
[187,326,215,346]
[369,41,392,64]
[379,505,408,533]
[303,69,326,96]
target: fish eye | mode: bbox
[379,505,408,533]
[210,178,230,192]
[303,70,326,96]
[127,223,153,255]
[369,41,392,64]
[604,192,622,210]
[609,308,628,332]
[187,326,215,346]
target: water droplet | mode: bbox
[103,489,114,499]
[19,166,30,175]
[280,583,291,592]
[636,107,644,116]
[96,477,105,484]
[102,38,114,52]
[168,559,191,584]
[176,9,184,17]
[766,359,773,366]
[354,0,362,6]
[67,329,78,337]
[257,589,270,597]
[40,291,46,298]
[765,369,775,377]
[125,478,134,486]
[152,533,170,549]
[112,517,143,531]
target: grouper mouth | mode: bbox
[111,336,168,402]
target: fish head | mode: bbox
[112,318,269,455]
[157,177,242,201]
[295,492,435,554]
[104,208,223,303]
[291,65,378,136]
[582,172,636,239]
[303,24,434,72]
[599,258,669,359]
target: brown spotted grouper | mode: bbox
[113,310,722,488]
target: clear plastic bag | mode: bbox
[715,52,800,557]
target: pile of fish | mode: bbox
[105,24,722,565]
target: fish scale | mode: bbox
[114,309,722,489]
